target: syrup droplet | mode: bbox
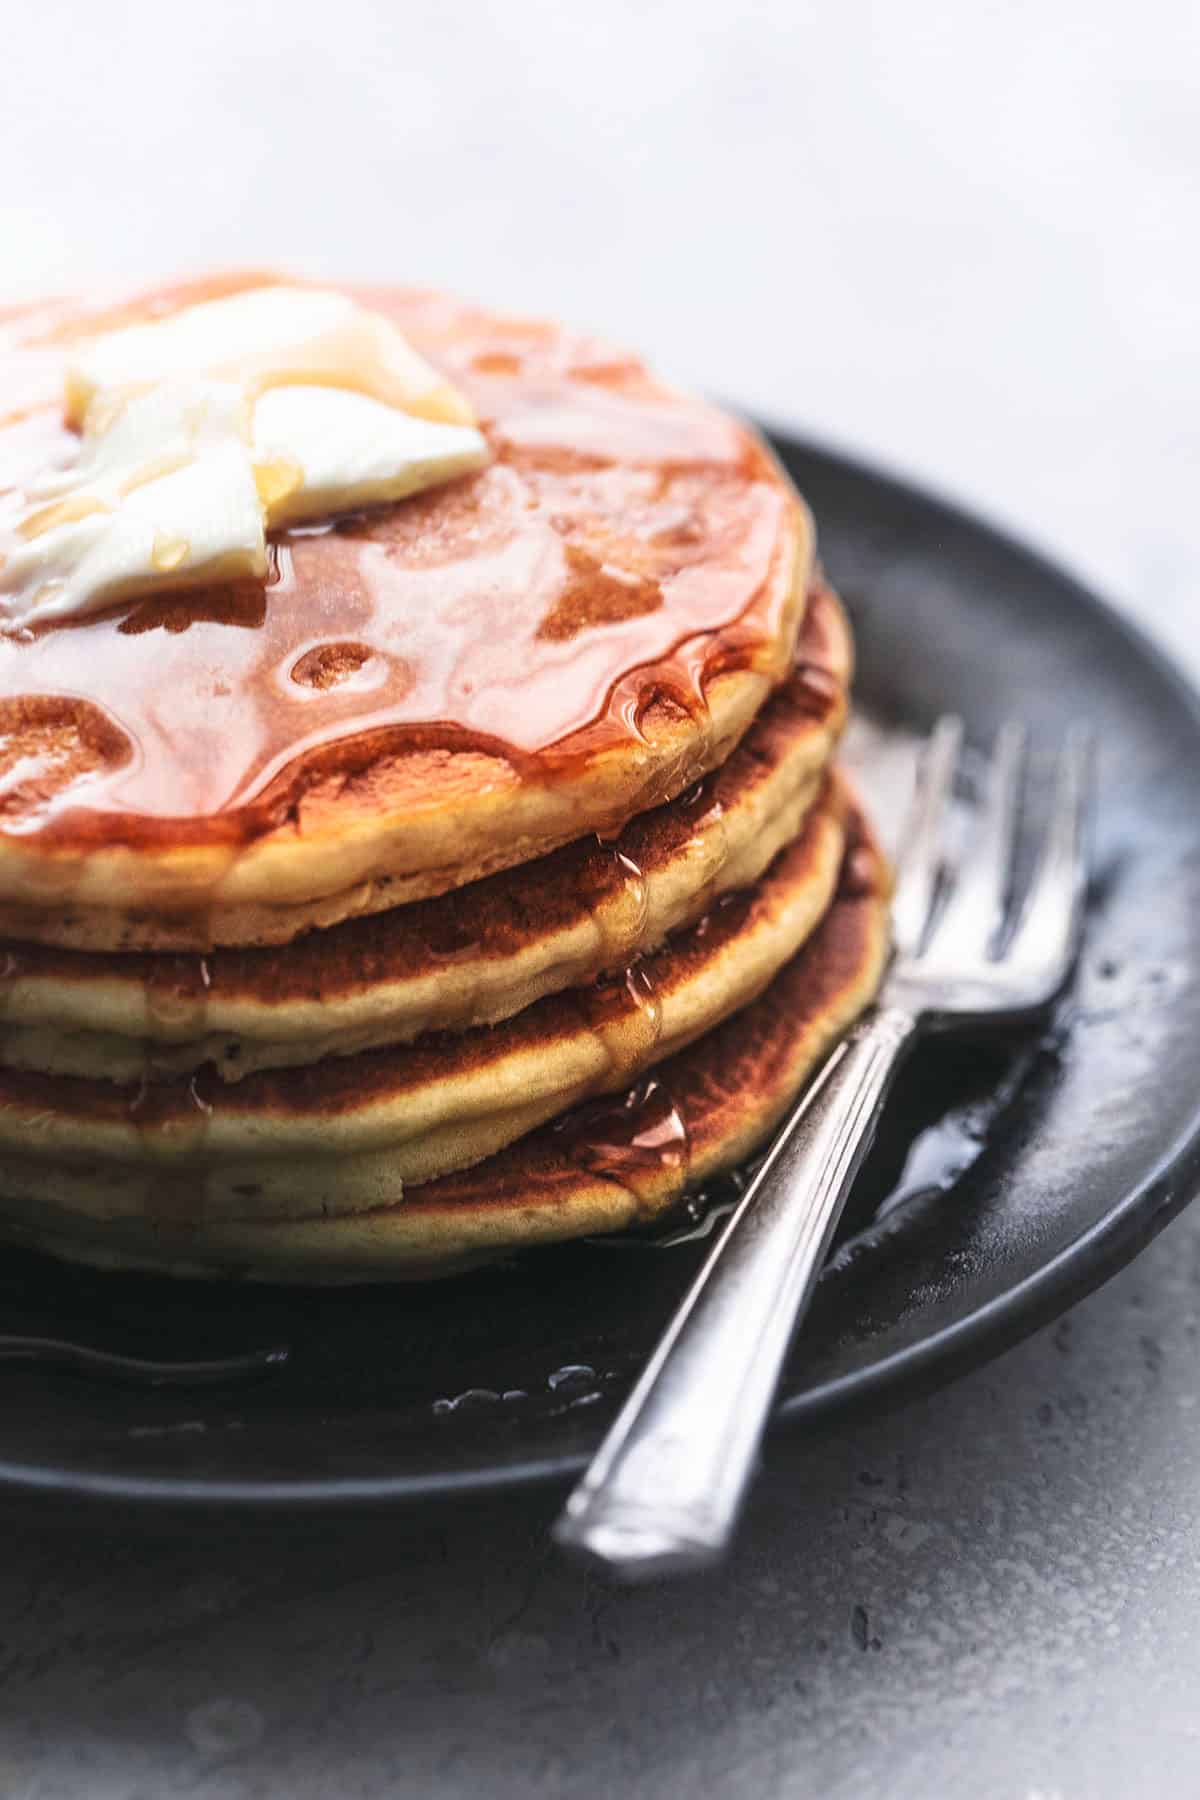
[675,775,730,920]
[127,1068,214,1165]
[576,962,664,1085]
[613,849,649,943]
[432,1387,501,1416]
[572,838,650,977]
[547,1362,596,1392]
[150,533,189,572]
[143,954,215,1040]
[254,457,304,513]
[557,1075,690,1215]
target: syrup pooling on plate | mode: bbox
[0,281,801,851]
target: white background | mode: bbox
[2,0,1196,667]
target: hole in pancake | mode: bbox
[289,640,392,695]
[0,694,134,823]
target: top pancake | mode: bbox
[0,583,851,1080]
[0,275,811,943]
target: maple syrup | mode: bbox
[556,1075,690,1215]
[0,281,802,861]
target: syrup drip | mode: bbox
[576,962,664,1084]
[557,1075,690,1215]
[0,281,798,852]
[612,848,650,944]
[142,953,213,1039]
[572,838,650,978]
[128,1069,214,1163]
[150,534,190,573]
[674,773,730,924]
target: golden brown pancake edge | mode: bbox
[0,803,890,1280]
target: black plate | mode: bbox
[5,430,1200,1518]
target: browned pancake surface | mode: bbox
[0,276,810,929]
[0,584,850,1077]
[0,785,848,1156]
[0,801,889,1278]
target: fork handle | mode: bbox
[554,1005,918,1580]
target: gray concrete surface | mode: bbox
[2,0,1199,1792]
[2,1216,1198,1800]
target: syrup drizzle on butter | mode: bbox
[0,281,800,858]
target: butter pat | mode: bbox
[2,285,492,631]
[252,386,489,528]
[0,380,266,631]
[65,287,475,431]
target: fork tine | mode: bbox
[890,715,962,957]
[926,719,1027,961]
[1003,726,1093,997]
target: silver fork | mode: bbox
[554,716,1092,1580]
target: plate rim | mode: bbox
[8,427,1200,1514]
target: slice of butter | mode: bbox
[65,287,474,432]
[0,380,266,631]
[251,386,489,528]
[2,288,492,631]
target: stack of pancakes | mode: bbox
[0,279,890,1280]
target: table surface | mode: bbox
[3,1,1199,1792]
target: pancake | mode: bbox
[0,801,889,1279]
[0,779,851,1221]
[0,583,850,1081]
[0,274,811,946]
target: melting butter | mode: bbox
[251,386,488,528]
[64,286,475,431]
[0,380,266,631]
[1,288,491,631]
